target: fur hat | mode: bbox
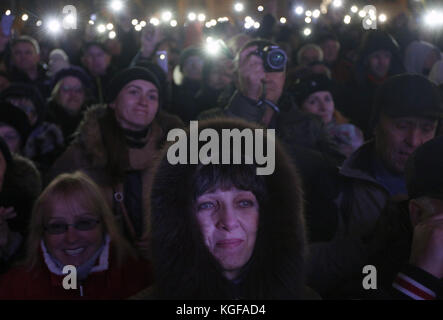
[292,74,335,106]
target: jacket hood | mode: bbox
[149,117,307,299]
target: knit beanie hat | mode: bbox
[106,67,161,103]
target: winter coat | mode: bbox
[307,141,392,298]
[45,99,87,145]
[0,238,153,299]
[146,117,309,299]
[0,154,41,273]
[47,105,183,255]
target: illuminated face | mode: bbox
[301,91,335,124]
[82,45,111,76]
[0,125,22,154]
[368,50,392,79]
[110,80,159,131]
[195,187,259,280]
[56,76,85,115]
[11,42,39,72]
[44,199,103,267]
[375,114,438,174]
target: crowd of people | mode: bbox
[0,1,443,299]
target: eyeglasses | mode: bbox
[44,218,100,235]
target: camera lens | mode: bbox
[267,49,287,70]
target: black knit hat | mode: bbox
[358,30,400,59]
[371,74,443,128]
[50,66,93,92]
[0,101,32,142]
[406,135,443,199]
[106,67,161,103]
[292,74,334,106]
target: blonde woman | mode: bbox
[0,172,153,299]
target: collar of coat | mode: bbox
[74,104,182,170]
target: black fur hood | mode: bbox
[149,117,307,299]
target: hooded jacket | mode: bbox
[47,105,183,256]
[145,117,309,299]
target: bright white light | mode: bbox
[344,15,351,24]
[170,19,178,27]
[132,19,138,25]
[135,24,142,31]
[97,24,106,33]
[107,23,114,30]
[205,21,212,28]
[424,10,443,26]
[332,0,342,8]
[295,6,304,15]
[206,39,221,55]
[89,20,95,25]
[139,21,146,27]
[36,20,42,27]
[159,54,166,60]
[210,19,217,26]
[217,17,229,22]
[244,23,252,29]
[306,10,312,17]
[258,6,264,12]
[5,10,11,16]
[359,10,366,18]
[90,14,97,21]
[304,28,311,36]
[162,11,172,22]
[366,19,373,25]
[254,22,260,29]
[22,14,29,21]
[110,0,123,12]
[206,37,214,43]
[234,3,244,12]
[47,19,61,34]
[150,18,160,26]
[313,10,320,18]
[379,14,387,23]
[198,13,206,22]
[245,16,253,23]
[188,12,196,21]
[280,17,287,24]
[64,14,75,25]
[351,6,358,13]
[109,31,116,39]
[305,17,311,23]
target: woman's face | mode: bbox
[56,76,85,115]
[195,186,259,280]
[301,91,335,124]
[43,198,104,267]
[110,79,159,131]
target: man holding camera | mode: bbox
[216,39,342,163]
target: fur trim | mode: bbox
[149,117,307,299]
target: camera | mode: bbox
[254,45,287,72]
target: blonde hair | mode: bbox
[24,171,135,270]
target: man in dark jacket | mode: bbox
[341,30,405,138]
[307,74,443,298]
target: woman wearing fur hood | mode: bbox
[135,118,314,299]
[47,67,183,258]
